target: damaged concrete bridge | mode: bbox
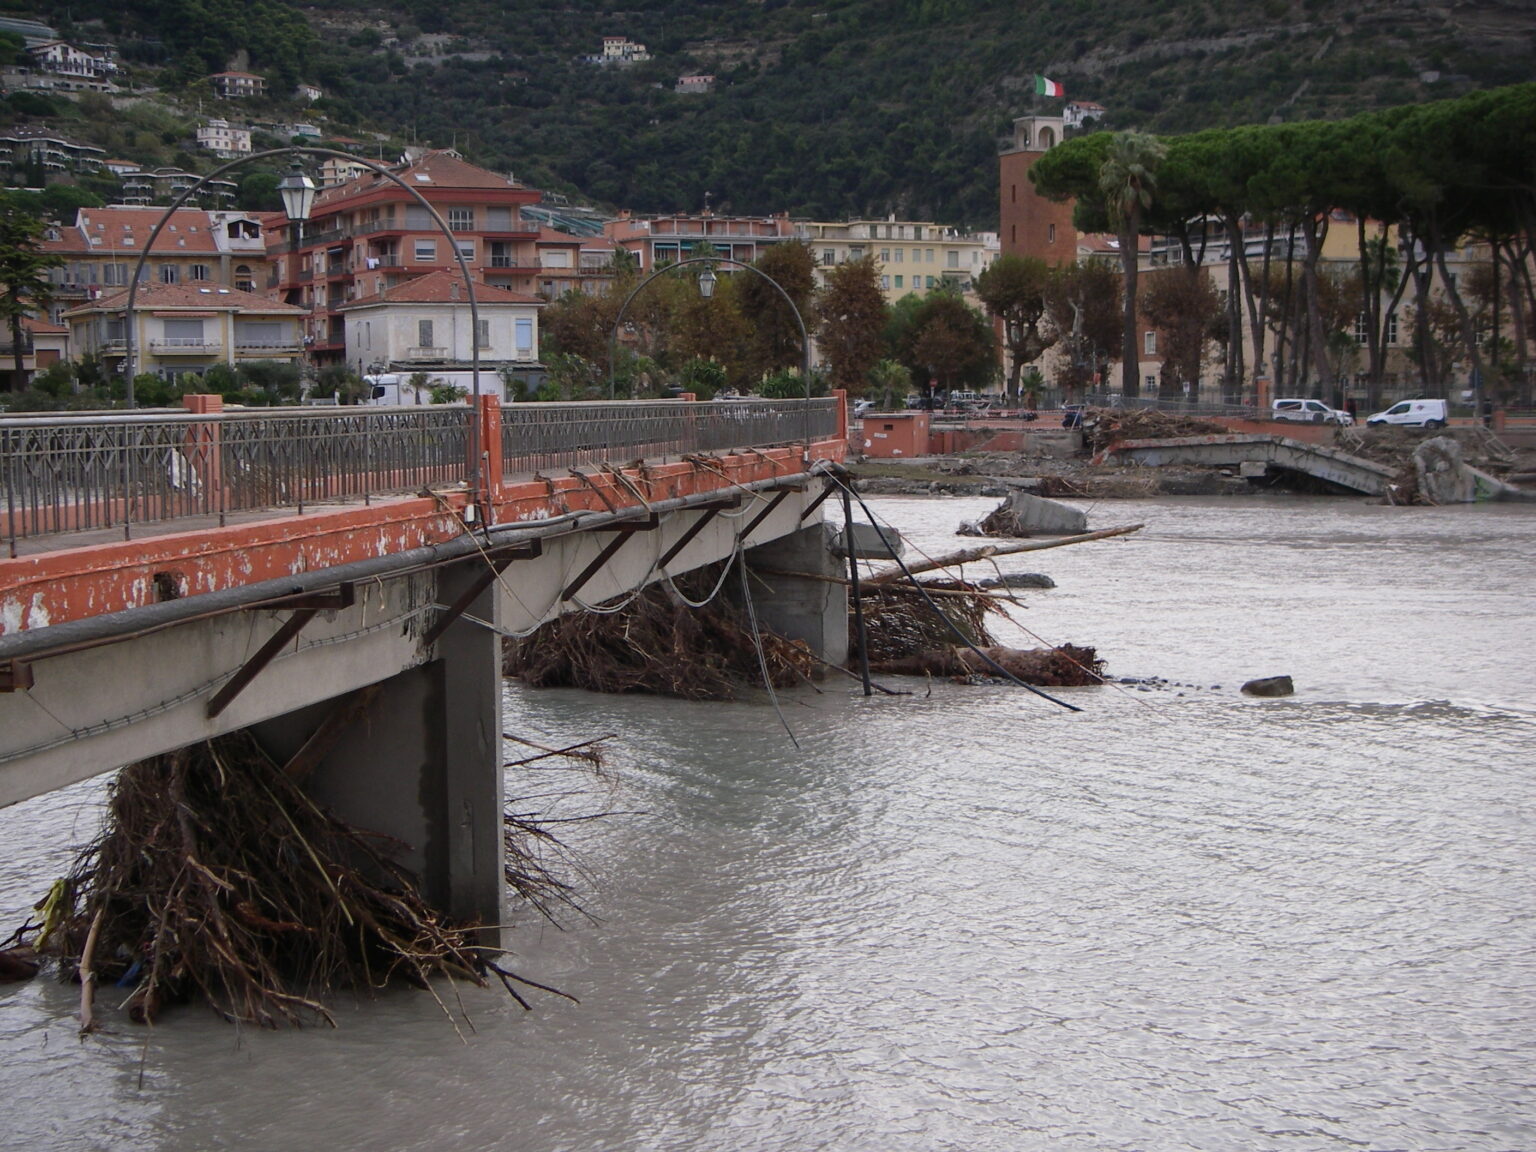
[0,394,851,936]
[1097,433,1398,496]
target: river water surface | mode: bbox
[3,495,1533,1151]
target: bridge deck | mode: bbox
[1099,433,1398,495]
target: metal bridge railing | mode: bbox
[499,398,838,474]
[3,398,839,548]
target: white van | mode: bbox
[1365,398,1448,429]
[1271,398,1353,426]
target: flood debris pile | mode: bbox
[856,580,1102,686]
[1082,409,1227,454]
[504,571,817,700]
[9,731,577,1029]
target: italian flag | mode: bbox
[1034,75,1065,98]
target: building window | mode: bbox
[188,263,210,281]
[414,239,436,262]
[1048,224,1056,244]
[880,275,890,290]
[926,249,934,262]
[234,264,254,292]
[477,318,490,348]
[418,319,434,348]
[448,207,474,232]
[456,239,475,261]
[1011,184,1016,203]
[946,251,959,269]
[1145,374,1158,392]
[912,248,921,262]
[159,265,178,284]
[880,248,890,262]
[893,249,903,263]
[1144,331,1158,355]
[1354,312,1369,344]
[515,317,533,356]
[894,275,904,289]
[822,249,835,265]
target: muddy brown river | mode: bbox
[3,494,1533,1151]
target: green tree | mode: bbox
[815,255,887,395]
[1098,131,1166,398]
[0,196,63,390]
[740,240,817,382]
[974,254,1056,402]
[1043,261,1122,400]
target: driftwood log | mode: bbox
[868,643,1104,685]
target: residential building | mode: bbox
[27,40,114,81]
[530,229,621,297]
[0,316,71,391]
[0,125,105,177]
[597,37,649,64]
[208,71,267,99]
[63,281,305,383]
[795,217,997,302]
[340,269,543,385]
[295,82,324,103]
[317,156,369,187]
[675,74,714,95]
[119,167,239,207]
[605,210,795,273]
[1063,100,1107,131]
[266,149,545,364]
[39,206,272,322]
[196,119,253,158]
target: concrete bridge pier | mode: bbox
[746,524,850,670]
[252,558,505,942]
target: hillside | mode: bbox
[29,0,1536,226]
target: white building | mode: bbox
[340,269,544,377]
[598,36,649,64]
[1063,100,1107,131]
[196,119,252,158]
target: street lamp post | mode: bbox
[607,254,812,459]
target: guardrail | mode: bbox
[499,398,837,474]
[2,398,839,547]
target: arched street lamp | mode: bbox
[606,254,812,458]
[120,146,481,412]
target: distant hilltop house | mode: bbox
[207,71,267,99]
[592,36,649,65]
[196,119,253,159]
[119,167,238,208]
[675,74,714,95]
[1063,100,1106,130]
[295,82,323,103]
[27,40,115,79]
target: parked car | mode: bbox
[852,398,875,418]
[1365,398,1448,429]
[1271,398,1354,426]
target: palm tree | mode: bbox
[1098,132,1166,399]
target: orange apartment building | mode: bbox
[605,210,796,274]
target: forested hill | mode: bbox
[47,0,1536,226]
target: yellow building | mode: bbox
[794,218,997,303]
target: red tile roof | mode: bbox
[340,269,542,309]
[47,207,227,256]
[63,281,305,317]
[314,149,527,210]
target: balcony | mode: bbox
[234,340,302,355]
[489,255,519,268]
[297,269,314,282]
[366,255,403,268]
[325,263,348,278]
[298,226,348,247]
[354,220,400,236]
[149,338,223,355]
[402,346,447,361]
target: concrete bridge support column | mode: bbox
[745,523,849,669]
[252,559,505,942]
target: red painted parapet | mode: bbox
[1,436,846,635]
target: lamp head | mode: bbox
[697,265,717,300]
[277,161,318,224]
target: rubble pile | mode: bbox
[1082,408,1228,454]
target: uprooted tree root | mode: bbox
[15,731,579,1029]
[505,575,817,700]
